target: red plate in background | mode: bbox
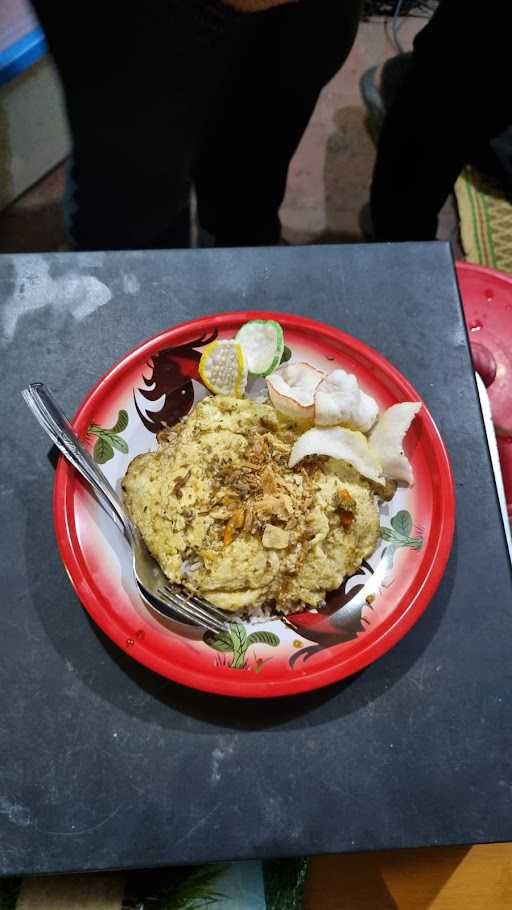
[456,261,512,517]
[54,312,455,697]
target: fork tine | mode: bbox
[158,595,228,634]
[162,591,233,631]
[160,582,235,625]
[137,581,225,634]
[153,591,227,635]
[156,586,230,633]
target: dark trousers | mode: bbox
[33,0,362,250]
[370,0,512,241]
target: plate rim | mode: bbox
[53,310,456,698]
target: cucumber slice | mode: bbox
[235,319,284,376]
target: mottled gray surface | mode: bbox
[0,244,511,876]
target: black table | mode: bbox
[1,243,511,877]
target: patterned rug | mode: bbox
[0,860,307,910]
[455,166,512,274]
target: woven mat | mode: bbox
[455,166,512,274]
[0,860,307,910]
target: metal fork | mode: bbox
[22,383,230,634]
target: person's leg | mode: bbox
[194,0,363,246]
[370,0,511,241]
[32,2,244,250]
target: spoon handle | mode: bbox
[22,382,133,539]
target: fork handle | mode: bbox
[22,382,134,541]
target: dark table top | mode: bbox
[1,243,511,877]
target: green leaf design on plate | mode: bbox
[204,623,279,672]
[403,537,423,550]
[229,623,248,669]
[107,434,129,454]
[391,509,412,537]
[380,510,423,574]
[204,630,234,653]
[280,345,292,365]
[107,409,129,435]
[380,526,400,543]
[88,409,129,462]
[247,630,280,648]
[228,623,247,650]
[93,436,114,464]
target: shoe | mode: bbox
[359,65,385,143]
[360,53,412,143]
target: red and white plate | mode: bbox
[54,312,455,697]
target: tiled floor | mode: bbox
[280,14,460,249]
[0,15,461,254]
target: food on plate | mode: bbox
[123,318,421,619]
[314,369,379,432]
[288,425,385,486]
[122,395,380,616]
[267,362,379,434]
[368,401,421,485]
[235,319,284,376]
[198,339,247,397]
[266,361,324,421]
[289,403,421,487]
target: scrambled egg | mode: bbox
[122,396,380,615]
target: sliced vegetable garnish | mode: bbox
[288,425,384,485]
[198,339,247,397]
[235,319,284,376]
[314,368,379,432]
[368,401,421,485]
[266,362,324,421]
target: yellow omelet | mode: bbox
[122,395,380,615]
